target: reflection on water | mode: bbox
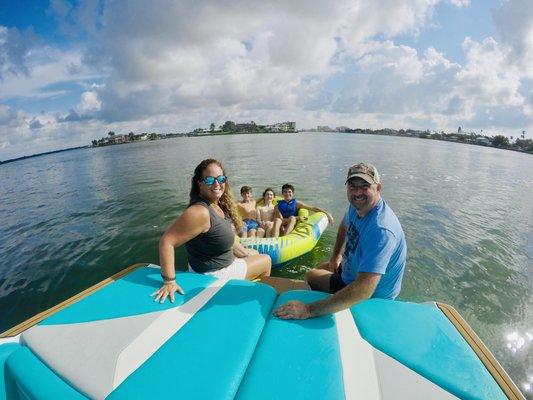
[507,329,533,354]
[0,133,532,395]
[506,329,533,395]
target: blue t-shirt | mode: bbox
[277,198,297,218]
[341,198,406,299]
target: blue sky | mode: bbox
[1,0,532,160]
[396,1,499,63]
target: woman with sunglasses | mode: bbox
[153,158,272,303]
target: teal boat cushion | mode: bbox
[236,290,345,400]
[107,279,276,400]
[41,267,216,325]
[352,299,507,400]
[0,343,20,400]
[5,347,87,400]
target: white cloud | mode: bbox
[0,25,38,78]
[0,43,100,101]
[328,43,461,117]
[457,37,524,110]
[319,37,531,134]
[449,0,470,7]
[0,106,25,135]
[1,0,532,160]
[493,0,533,78]
[77,91,101,113]
[337,0,439,53]
[80,0,443,123]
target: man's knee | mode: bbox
[306,269,334,292]
[305,268,322,283]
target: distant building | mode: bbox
[110,135,126,144]
[235,121,257,133]
[336,126,350,132]
[192,128,209,135]
[476,137,491,145]
[317,126,333,132]
[265,121,295,132]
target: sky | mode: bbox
[1,0,532,160]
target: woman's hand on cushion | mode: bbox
[151,280,185,303]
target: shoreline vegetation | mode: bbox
[1,121,531,164]
[89,120,532,155]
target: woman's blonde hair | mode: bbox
[189,158,243,229]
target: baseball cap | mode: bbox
[345,163,380,184]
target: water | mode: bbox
[1,132,532,395]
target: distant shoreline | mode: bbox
[91,128,533,155]
[0,145,89,165]
[2,130,531,164]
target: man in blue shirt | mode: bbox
[274,163,406,320]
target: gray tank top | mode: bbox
[185,198,235,273]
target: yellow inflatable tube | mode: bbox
[239,208,329,267]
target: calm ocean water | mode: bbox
[1,132,532,394]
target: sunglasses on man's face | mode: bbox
[202,175,227,185]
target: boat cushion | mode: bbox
[352,299,507,400]
[5,346,87,399]
[39,267,218,324]
[20,266,276,400]
[0,343,23,400]
[236,290,346,399]
[235,291,454,400]
[107,278,276,400]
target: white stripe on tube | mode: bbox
[335,309,381,400]
[112,279,228,390]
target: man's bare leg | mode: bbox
[305,269,334,293]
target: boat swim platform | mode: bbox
[0,263,525,400]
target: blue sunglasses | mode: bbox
[202,175,227,185]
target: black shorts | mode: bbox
[329,272,347,293]
[307,266,347,293]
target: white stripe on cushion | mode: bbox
[112,278,228,389]
[374,349,459,399]
[335,309,381,399]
